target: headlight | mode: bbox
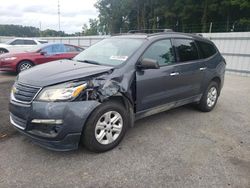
[2,57,17,61]
[36,82,87,102]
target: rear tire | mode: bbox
[197,81,219,112]
[81,101,128,152]
[17,61,34,73]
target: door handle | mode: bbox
[170,72,179,76]
[200,67,207,71]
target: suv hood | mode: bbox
[18,60,113,87]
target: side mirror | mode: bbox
[138,58,160,69]
[40,51,47,55]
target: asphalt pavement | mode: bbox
[0,73,249,188]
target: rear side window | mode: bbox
[39,41,48,44]
[174,39,199,62]
[142,39,175,66]
[65,45,83,52]
[24,40,36,45]
[197,41,217,58]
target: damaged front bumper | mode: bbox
[9,100,100,151]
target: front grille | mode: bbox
[10,113,27,130]
[13,83,40,103]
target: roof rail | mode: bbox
[193,33,203,37]
[128,29,173,34]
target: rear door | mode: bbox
[62,44,83,59]
[171,38,206,98]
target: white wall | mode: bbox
[202,32,250,76]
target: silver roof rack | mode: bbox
[128,29,173,34]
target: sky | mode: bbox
[0,0,99,34]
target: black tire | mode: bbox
[197,81,219,112]
[81,101,128,152]
[0,48,8,54]
[17,61,34,73]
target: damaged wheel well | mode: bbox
[107,95,135,127]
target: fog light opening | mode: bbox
[31,119,63,125]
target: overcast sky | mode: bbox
[0,0,98,34]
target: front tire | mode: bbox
[17,61,34,73]
[197,81,219,112]
[81,101,128,152]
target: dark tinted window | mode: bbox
[10,39,36,45]
[197,41,217,58]
[142,39,175,66]
[10,40,25,45]
[24,40,36,45]
[174,39,199,62]
[38,41,48,44]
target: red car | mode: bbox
[0,43,84,73]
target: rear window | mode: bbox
[39,41,48,44]
[197,41,217,58]
[174,39,199,62]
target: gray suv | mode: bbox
[9,32,226,152]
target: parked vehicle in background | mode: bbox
[0,38,48,54]
[9,32,226,152]
[0,43,83,73]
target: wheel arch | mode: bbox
[0,48,9,53]
[210,76,221,95]
[105,93,135,127]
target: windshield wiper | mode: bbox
[75,59,101,65]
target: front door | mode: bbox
[136,39,179,112]
[136,38,205,113]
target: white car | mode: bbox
[0,38,48,54]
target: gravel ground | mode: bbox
[0,74,249,188]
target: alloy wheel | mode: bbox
[207,86,217,107]
[95,111,123,145]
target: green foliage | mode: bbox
[0,25,40,37]
[0,25,74,37]
[40,29,67,37]
[82,19,100,36]
[94,0,250,33]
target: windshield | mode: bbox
[73,38,145,66]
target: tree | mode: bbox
[82,19,100,36]
[94,0,250,33]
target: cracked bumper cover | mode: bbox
[9,100,100,151]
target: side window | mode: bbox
[196,41,217,58]
[51,44,66,53]
[38,41,48,44]
[10,40,25,45]
[24,40,36,45]
[76,47,84,52]
[141,39,175,66]
[65,45,80,52]
[42,44,66,55]
[41,46,53,54]
[174,39,199,62]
